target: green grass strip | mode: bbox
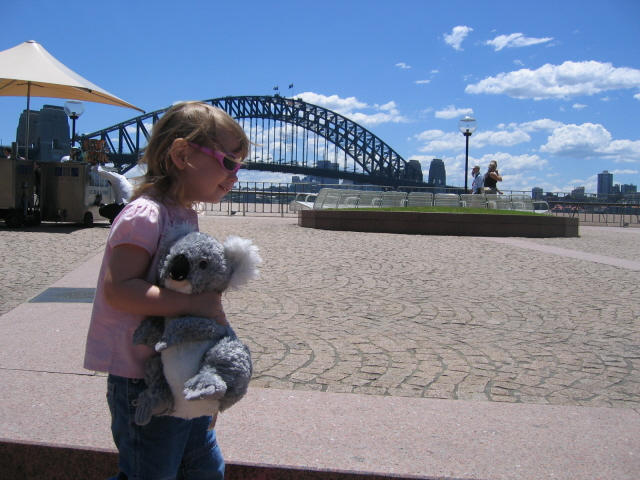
[335,206,544,216]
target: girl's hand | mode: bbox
[104,244,227,326]
[190,290,228,326]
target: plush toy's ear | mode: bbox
[223,236,261,289]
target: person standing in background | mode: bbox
[471,165,483,194]
[483,161,503,194]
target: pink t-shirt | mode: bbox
[83,196,198,378]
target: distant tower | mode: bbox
[17,104,69,162]
[597,170,613,198]
[532,187,543,200]
[403,159,424,183]
[571,186,586,198]
[428,158,446,187]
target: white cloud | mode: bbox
[395,62,411,69]
[539,123,640,162]
[465,61,640,100]
[598,139,640,161]
[557,176,596,193]
[410,119,640,191]
[349,102,407,126]
[485,33,553,51]
[474,130,531,147]
[572,103,587,109]
[296,92,407,126]
[415,79,431,85]
[517,119,564,132]
[611,169,639,175]
[415,130,460,153]
[444,26,473,51]
[297,92,367,111]
[540,123,612,156]
[414,127,530,152]
[478,152,547,170]
[635,92,640,101]
[377,101,397,112]
[434,105,473,119]
[414,129,446,142]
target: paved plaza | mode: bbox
[1,215,639,410]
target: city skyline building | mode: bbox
[532,187,543,200]
[16,105,69,162]
[292,160,340,185]
[571,186,586,198]
[427,158,446,187]
[597,170,614,198]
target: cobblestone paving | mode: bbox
[0,222,110,316]
[204,218,640,410]
[1,217,638,409]
[524,226,640,262]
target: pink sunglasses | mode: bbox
[188,142,242,174]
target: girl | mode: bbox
[84,101,249,480]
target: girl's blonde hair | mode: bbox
[132,101,250,205]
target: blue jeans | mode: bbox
[106,374,225,480]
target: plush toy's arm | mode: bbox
[183,336,252,411]
[133,317,165,347]
[134,355,174,426]
[155,316,231,351]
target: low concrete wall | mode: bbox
[0,439,404,480]
[299,210,579,237]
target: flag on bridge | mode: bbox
[273,85,279,91]
[288,83,294,89]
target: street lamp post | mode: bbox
[64,100,84,151]
[458,115,477,192]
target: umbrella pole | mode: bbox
[25,81,31,162]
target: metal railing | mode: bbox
[198,182,640,227]
[199,182,308,217]
[546,201,640,227]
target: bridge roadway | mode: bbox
[1,216,639,479]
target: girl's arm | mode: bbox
[103,243,227,323]
[490,171,503,182]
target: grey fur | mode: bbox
[132,230,261,425]
[132,316,165,348]
[183,336,253,411]
[154,316,230,352]
[134,355,174,426]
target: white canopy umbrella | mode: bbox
[0,40,144,160]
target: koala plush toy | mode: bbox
[132,227,261,426]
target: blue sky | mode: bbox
[2,0,639,193]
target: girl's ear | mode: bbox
[169,138,189,170]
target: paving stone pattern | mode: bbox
[0,223,110,316]
[1,217,638,410]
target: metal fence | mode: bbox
[546,201,640,227]
[198,182,640,227]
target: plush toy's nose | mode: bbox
[169,254,190,281]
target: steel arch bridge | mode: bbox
[82,95,424,186]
